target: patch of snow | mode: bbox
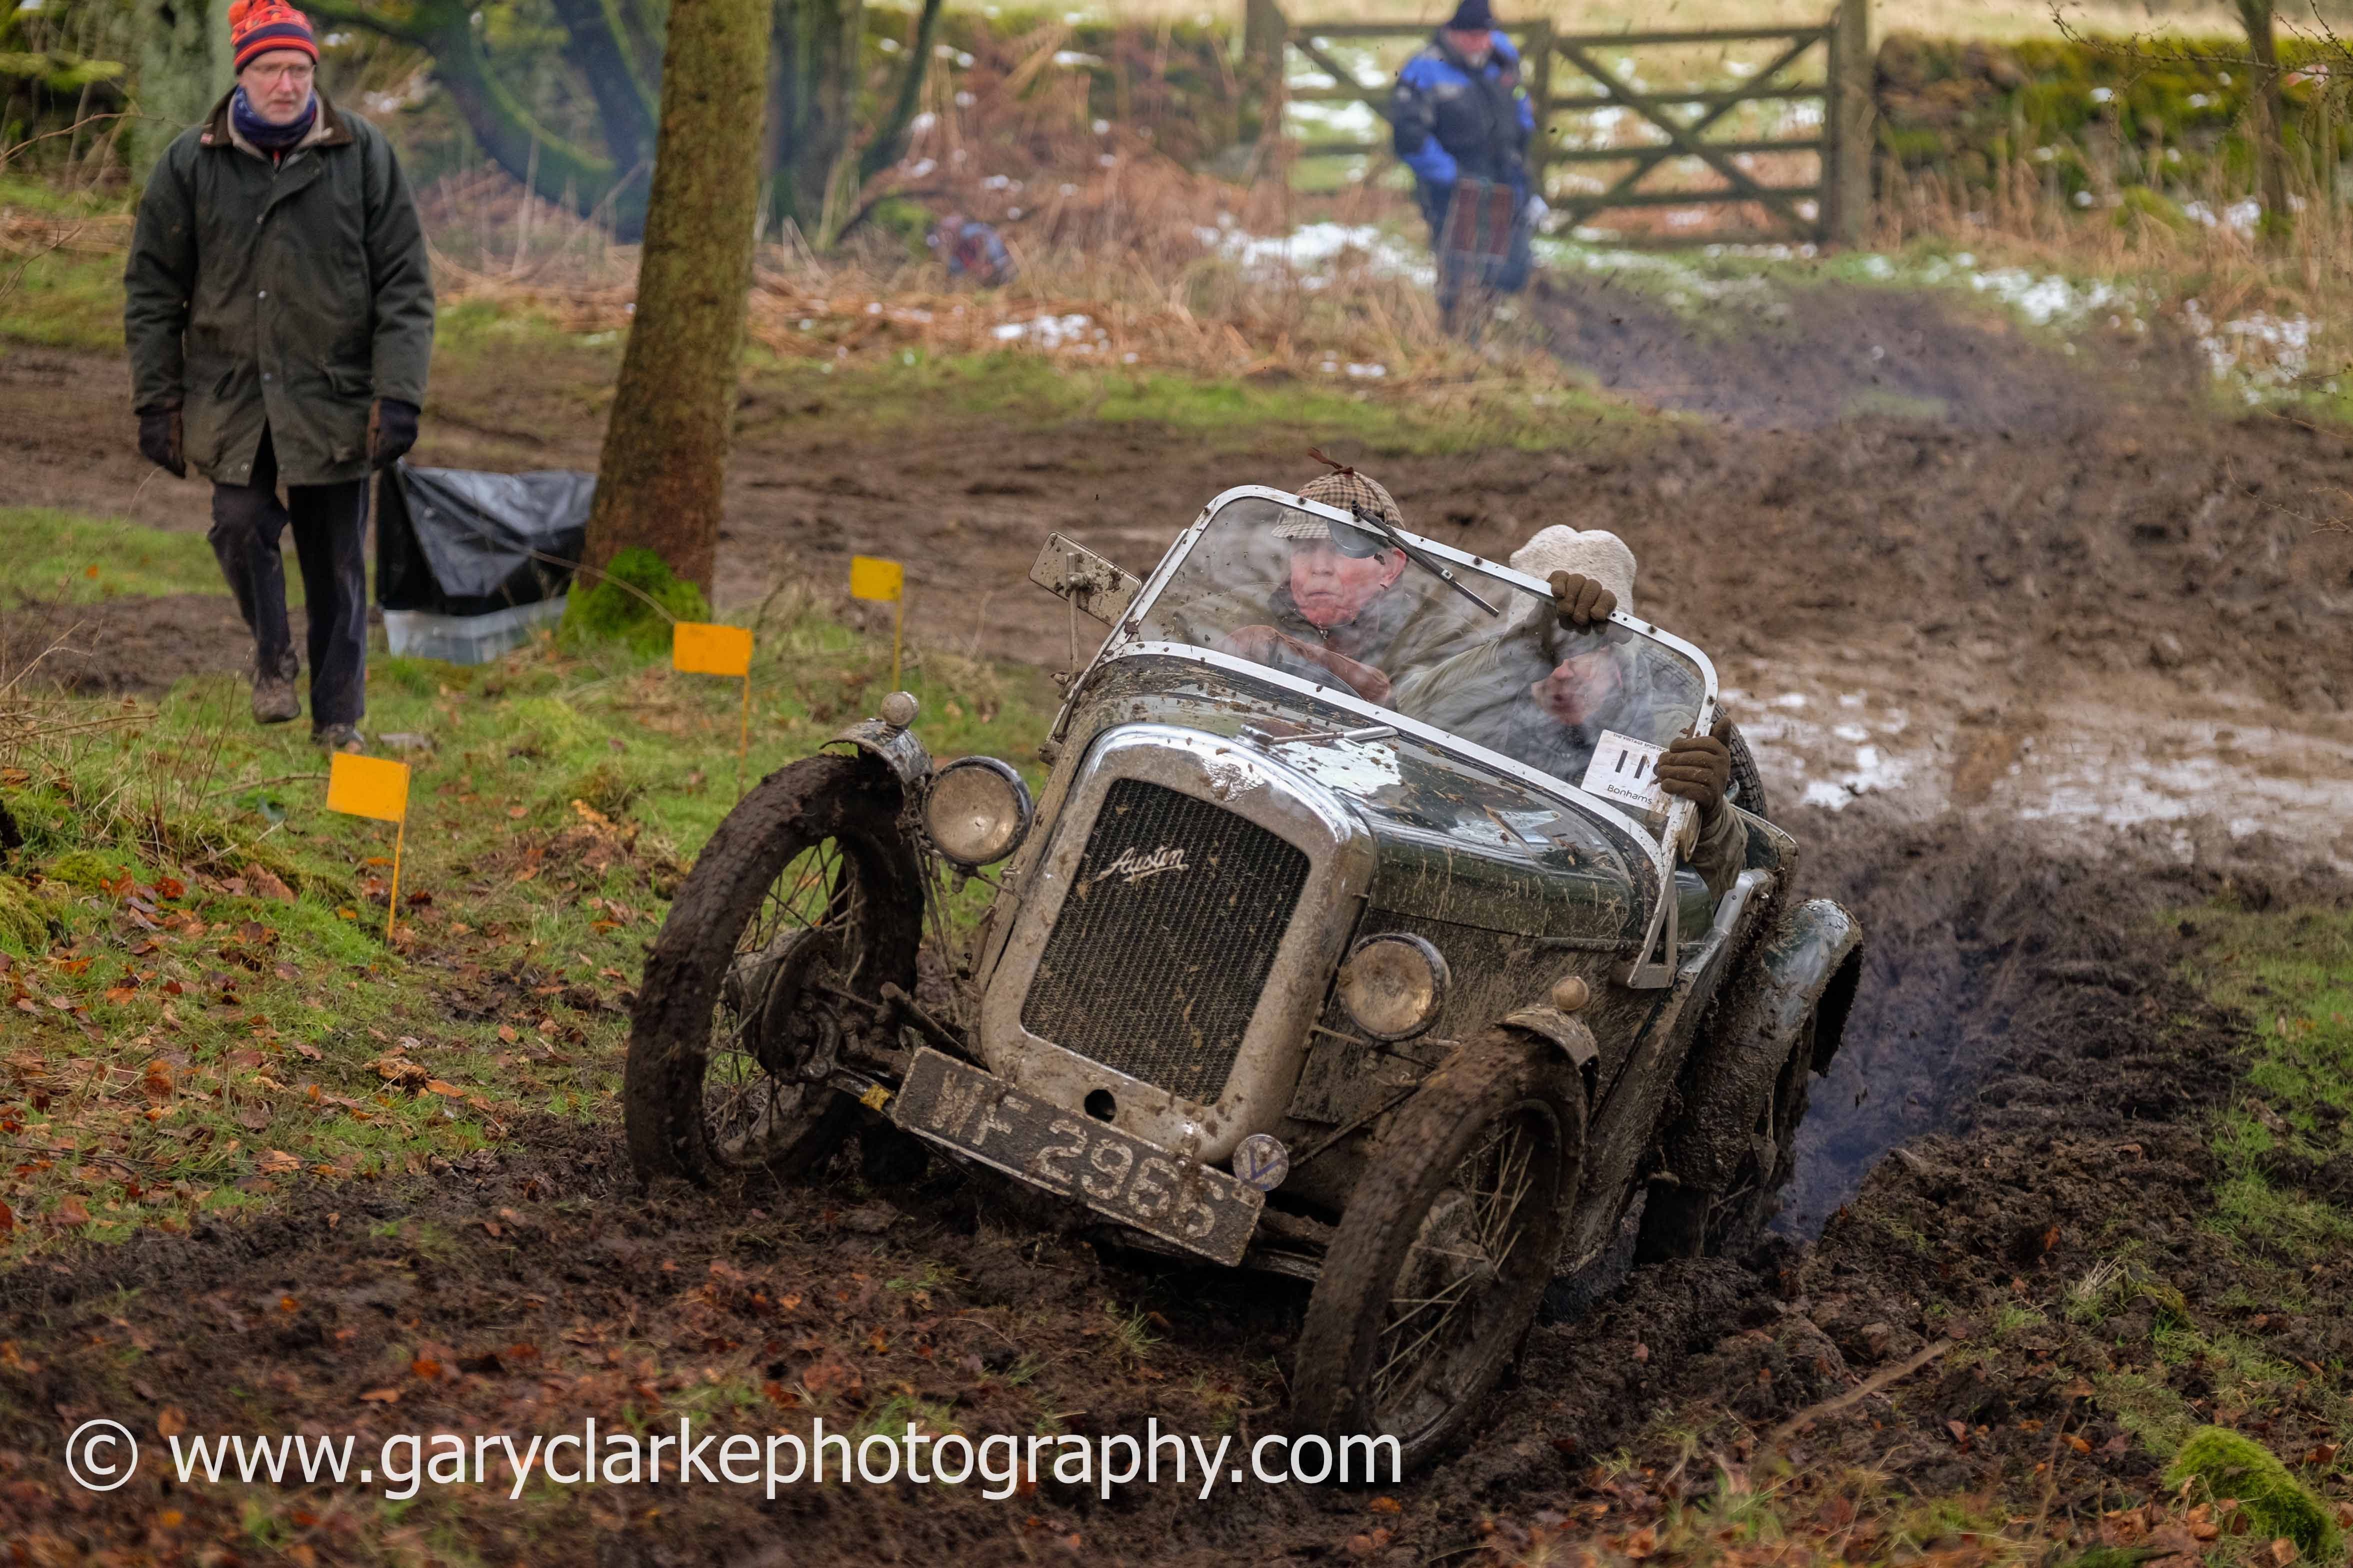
[992,313,1096,349]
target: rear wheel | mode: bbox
[1724,720,1770,822]
[1292,1033,1585,1472]
[626,753,923,1184]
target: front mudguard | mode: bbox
[830,717,932,793]
[1658,898,1864,1194]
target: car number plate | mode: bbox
[891,1048,1264,1266]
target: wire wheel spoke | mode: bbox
[703,836,871,1167]
[1370,1107,1554,1433]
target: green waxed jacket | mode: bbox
[124,90,434,487]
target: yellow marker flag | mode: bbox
[848,556,908,688]
[326,752,410,823]
[848,556,904,602]
[326,753,412,941]
[672,622,754,677]
[672,622,757,792]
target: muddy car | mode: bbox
[624,487,1864,1468]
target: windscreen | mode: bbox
[1131,495,1711,826]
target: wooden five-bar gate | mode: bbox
[1248,0,1874,246]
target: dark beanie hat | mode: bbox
[1446,0,1495,30]
[229,0,318,72]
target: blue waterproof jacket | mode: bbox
[1388,33,1534,206]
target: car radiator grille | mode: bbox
[1021,778,1310,1104]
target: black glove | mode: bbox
[1422,182,1456,233]
[368,398,419,470]
[1658,720,1734,821]
[1549,570,1618,629]
[136,407,185,478]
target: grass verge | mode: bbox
[0,507,262,606]
[743,346,1636,453]
[0,565,1048,1260]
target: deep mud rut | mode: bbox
[4,278,2353,1561]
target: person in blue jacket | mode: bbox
[1388,0,1538,316]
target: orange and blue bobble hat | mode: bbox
[228,0,318,72]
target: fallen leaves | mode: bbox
[243,866,295,902]
[256,1150,300,1175]
[371,1055,428,1088]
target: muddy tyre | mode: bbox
[1724,720,1770,822]
[1292,1033,1585,1473]
[626,753,923,1185]
[1636,1010,1816,1261]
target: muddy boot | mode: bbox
[312,722,364,753]
[251,648,301,725]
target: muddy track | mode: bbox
[0,817,2344,1566]
[6,283,2353,1558]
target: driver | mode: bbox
[1217,459,1450,705]
[1395,526,1749,895]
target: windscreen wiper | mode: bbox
[1346,504,1501,618]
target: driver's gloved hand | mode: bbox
[1658,721,1734,820]
[1549,570,1616,629]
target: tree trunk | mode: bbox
[856,0,945,184]
[580,0,770,595]
[2236,0,2290,236]
[767,0,863,239]
[308,0,651,236]
[132,0,226,179]
[548,0,660,178]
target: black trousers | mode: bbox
[208,429,370,727]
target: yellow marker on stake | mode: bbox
[673,622,757,790]
[849,555,906,688]
[326,752,412,942]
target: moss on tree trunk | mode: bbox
[2236,0,2292,237]
[578,0,770,598]
[132,0,229,180]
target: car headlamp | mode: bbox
[923,756,1033,868]
[1336,933,1450,1042]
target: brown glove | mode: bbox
[1657,717,1733,820]
[136,407,185,478]
[1550,570,1616,629]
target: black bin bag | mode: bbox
[376,462,596,616]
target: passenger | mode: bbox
[1394,526,1749,894]
[928,212,1016,287]
[1216,459,1454,704]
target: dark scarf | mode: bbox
[230,86,318,153]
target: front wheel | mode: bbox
[1636,1009,1816,1261]
[1292,1032,1586,1473]
[625,752,924,1185]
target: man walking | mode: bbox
[1389,0,1538,320]
[125,0,434,749]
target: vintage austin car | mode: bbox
[624,487,1864,1468]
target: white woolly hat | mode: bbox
[1510,526,1637,618]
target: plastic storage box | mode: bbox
[382,594,568,665]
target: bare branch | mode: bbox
[0,110,143,167]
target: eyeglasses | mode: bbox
[246,61,316,84]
